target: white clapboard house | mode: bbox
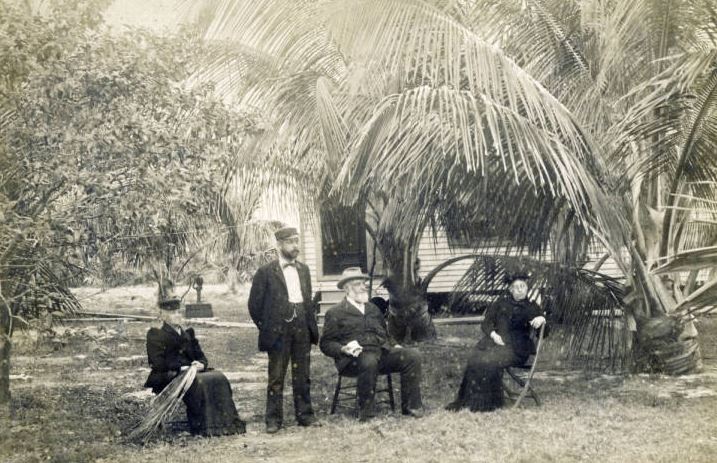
[255,200,625,311]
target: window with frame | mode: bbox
[320,202,367,275]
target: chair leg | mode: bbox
[331,375,342,415]
[528,386,541,406]
[505,368,525,387]
[386,374,396,412]
[334,373,396,416]
[505,368,541,407]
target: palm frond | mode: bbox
[188,42,283,106]
[335,84,623,250]
[653,245,717,274]
[201,0,345,78]
[326,0,591,158]
[129,364,198,442]
[674,275,717,315]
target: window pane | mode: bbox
[320,203,367,275]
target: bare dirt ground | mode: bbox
[1,284,716,463]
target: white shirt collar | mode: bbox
[279,255,297,267]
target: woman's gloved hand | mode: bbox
[490,330,505,346]
[530,316,546,329]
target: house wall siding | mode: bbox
[296,211,628,300]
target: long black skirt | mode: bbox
[183,371,246,436]
[446,344,527,412]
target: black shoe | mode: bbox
[402,408,425,418]
[445,401,462,412]
[298,417,322,427]
[233,419,247,435]
[358,412,376,422]
[266,423,281,434]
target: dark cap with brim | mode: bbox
[275,226,299,241]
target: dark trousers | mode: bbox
[266,317,314,426]
[340,347,422,418]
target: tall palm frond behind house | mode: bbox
[449,254,631,373]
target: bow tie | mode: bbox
[283,262,297,268]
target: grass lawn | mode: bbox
[1,284,716,462]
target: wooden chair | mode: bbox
[330,372,396,415]
[504,323,546,408]
[503,363,541,406]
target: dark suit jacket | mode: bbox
[144,322,208,393]
[247,259,319,352]
[320,299,396,373]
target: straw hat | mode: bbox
[337,267,371,289]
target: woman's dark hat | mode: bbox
[503,272,531,286]
[275,226,299,241]
[158,297,181,311]
[158,278,180,310]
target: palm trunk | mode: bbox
[384,278,437,343]
[627,180,704,375]
[629,256,703,375]
[379,237,436,343]
[633,313,702,375]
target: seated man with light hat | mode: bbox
[320,267,425,421]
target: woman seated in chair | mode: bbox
[446,273,546,412]
[144,292,246,436]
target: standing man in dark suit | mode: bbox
[320,267,424,422]
[248,226,320,433]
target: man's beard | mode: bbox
[352,291,369,304]
[280,249,300,260]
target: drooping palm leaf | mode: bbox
[129,364,198,442]
[197,0,624,250]
[0,240,84,333]
[653,245,717,274]
[335,83,624,253]
[672,275,717,315]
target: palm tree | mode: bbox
[454,0,717,374]
[194,0,616,340]
[194,0,716,372]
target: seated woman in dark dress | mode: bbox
[446,274,546,412]
[144,296,246,436]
